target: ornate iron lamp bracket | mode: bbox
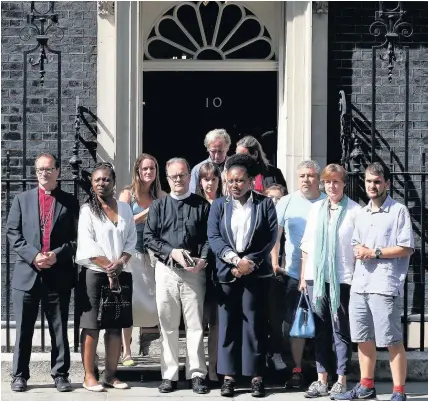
[369,1,413,83]
[19,1,64,86]
[339,90,354,168]
[69,96,83,180]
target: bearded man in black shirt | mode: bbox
[144,157,210,395]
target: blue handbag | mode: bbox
[289,292,315,338]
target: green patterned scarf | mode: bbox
[312,195,348,317]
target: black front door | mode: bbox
[143,71,277,189]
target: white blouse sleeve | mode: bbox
[122,205,137,255]
[75,205,106,266]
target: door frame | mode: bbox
[140,2,284,171]
[143,60,278,72]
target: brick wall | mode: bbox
[327,1,428,318]
[1,1,97,321]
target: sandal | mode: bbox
[102,380,129,389]
[121,356,136,367]
[83,382,105,392]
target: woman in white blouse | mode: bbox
[300,164,360,399]
[75,162,137,392]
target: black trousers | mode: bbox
[203,280,219,381]
[268,274,301,354]
[12,278,71,380]
[217,277,269,377]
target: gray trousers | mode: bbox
[306,282,352,376]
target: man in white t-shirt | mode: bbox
[271,160,326,389]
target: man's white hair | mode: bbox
[204,128,231,150]
[297,159,321,177]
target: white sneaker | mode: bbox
[270,353,287,370]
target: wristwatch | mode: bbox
[375,248,382,259]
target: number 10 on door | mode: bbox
[206,97,222,108]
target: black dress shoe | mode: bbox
[11,377,27,392]
[251,379,266,398]
[54,377,72,392]
[191,376,209,394]
[158,379,178,393]
[221,379,235,397]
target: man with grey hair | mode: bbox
[144,157,211,394]
[189,128,231,193]
[270,159,326,388]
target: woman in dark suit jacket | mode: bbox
[207,154,278,398]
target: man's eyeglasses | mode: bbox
[36,167,57,175]
[167,174,189,182]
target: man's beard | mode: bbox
[369,188,387,199]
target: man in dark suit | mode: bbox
[6,153,79,392]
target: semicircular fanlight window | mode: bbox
[145,1,275,60]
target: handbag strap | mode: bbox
[298,292,313,310]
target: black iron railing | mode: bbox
[345,154,427,351]
[2,97,83,353]
[338,2,426,351]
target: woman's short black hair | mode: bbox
[225,154,260,178]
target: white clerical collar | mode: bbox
[39,186,57,195]
[170,190,191,200]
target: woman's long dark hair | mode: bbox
[87,162,116,222]
[236,136,270,171]
[196,162,223,199]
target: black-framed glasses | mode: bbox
[167,174,189,182]
[36,167,57,175]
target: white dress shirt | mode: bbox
[300,198,361,285]
[223,193,253,263]
[75,201,137,272]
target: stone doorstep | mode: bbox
[3,321,427,350]
[1,352,428,383]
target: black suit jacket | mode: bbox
[262,165,288,194]
[6,187,79,292]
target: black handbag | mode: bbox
[97,272,133,329]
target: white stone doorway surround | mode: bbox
[96,1,328,192]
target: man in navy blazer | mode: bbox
[6,153,79,392]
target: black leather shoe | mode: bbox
[286,372,304,390]
[191,376,209,394]
[54,377,72,392]
[221,379,235,397]
[158,379,177,393]
[11,377,27,392]
[251,379,266,398]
